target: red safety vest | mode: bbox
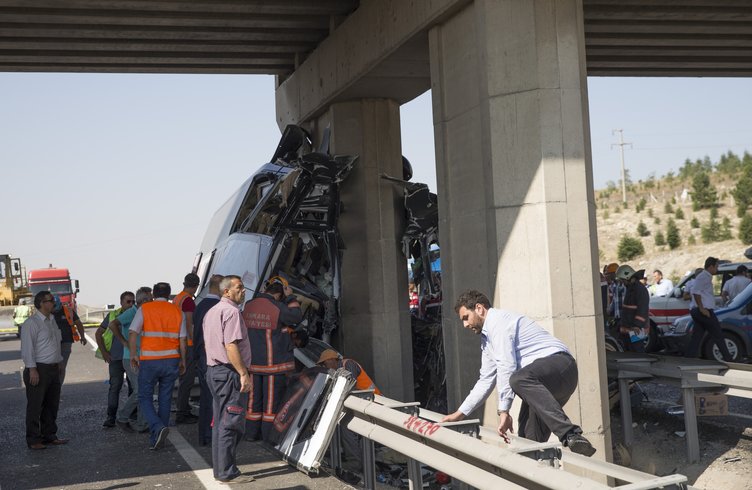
[139,301,182,361]
[172,290,194,347]
[62,305,80,342]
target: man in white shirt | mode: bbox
[441,290,596,456]
[21,291,68,449]
[649,270,674,297]
[686,257,733,361]
[721,265,751,304]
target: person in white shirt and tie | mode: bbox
[441,290,596,457]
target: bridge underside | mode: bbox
[1,1,751,77]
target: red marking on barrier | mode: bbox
[403,415,440,437]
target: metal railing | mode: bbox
[335,392,694,490]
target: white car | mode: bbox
[649,261,752,334]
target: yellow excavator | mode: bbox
[0,254,32,336]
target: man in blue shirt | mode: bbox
[442,290,596,457]
[193,274,223,446]
[109,287,152,432]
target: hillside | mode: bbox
[596,168,751,283]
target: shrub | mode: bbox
[647,208,654,218]
[688,235,697,245]
[655,231,666,246]
[675,207,685,220]
[701,217,722,243]
[691,217,700,228]
[637,221,650,237]
[720,217,733,241]
[654,217,661,225]
[618,235,645,262]
[739,214,752,245]
[666,218,681,249]
[664,202,674,214]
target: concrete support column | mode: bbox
[430,0,610,456]
[314,99,413,401]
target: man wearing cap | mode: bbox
[686,257,733,361]
[317,349,381,395]
[241,275,303,441]
[174,272,200,424]
[441,290,596,456]
[615,265,650,353]
[203,275,254,484]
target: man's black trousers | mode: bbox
[688,307,733,361]
[24,363,62,446]
[509,351,580,443]
[207,365,248,481]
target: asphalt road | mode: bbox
[0,332,353,490]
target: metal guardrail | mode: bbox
[336,392,694,490]
[606,352,752,464]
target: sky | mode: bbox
[1,73,750,306]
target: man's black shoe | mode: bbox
[102,418,116,428]
[175,415,198,424]
[116,421,135,433]
[565,433,596,457]
[216,474,255,484]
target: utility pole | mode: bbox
[611,129,632,204]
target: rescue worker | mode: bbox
[241,275,303,441]
[615,265,650,353]
[13,297,33,333]
[128,282,187,450]
[317,349,381,395]
[173,272,200,424]
[51,296,87,385]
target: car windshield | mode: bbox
[726,281,752,309]
[30,284,71,295]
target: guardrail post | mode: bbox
[362,435,376,489]
[406,457,423,489]
[682,387,700,463]
[618,378,634,447]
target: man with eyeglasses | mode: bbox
[97,291,136,428]
[21,291,68,449]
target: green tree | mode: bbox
[717,150,742,175]
[654,216,661,225]
[732,166,752,217]
[710,207,719,219]
[701,217,721,243]
[691,216,700,228]
[647,208,654,218]
[637,221,649,237]
[655,231,666,246]
[739,214,752,245]
[664,202,674,214]
[688,235,697,245]
[720,217,733,240]
[675,207,685,220]
[666,218,681,249]
[617,235,645,262]
[691,172,718,211]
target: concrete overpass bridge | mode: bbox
[3,0,752,461]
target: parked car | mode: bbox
[649,260,752,331]
[658,281,752,362]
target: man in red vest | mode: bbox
[173,272,200,424]
[129,282,187,450]
[242,275,302,441]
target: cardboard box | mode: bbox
[694,393,728,416]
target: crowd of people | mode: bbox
[600,257,751,360]
[19,272,379,484]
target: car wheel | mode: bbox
[703,332,745,363]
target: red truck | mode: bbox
[27,266,79,311]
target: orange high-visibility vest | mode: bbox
[345,359,382,395]
[139,301,183,361]
[172,290,194,347]
[62,305,80,342]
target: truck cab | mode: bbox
[27,267,79,311]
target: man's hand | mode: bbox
[440,410,466,423]
[497,412,514,443]
[130,357,139,372]
[102,350,112,364]
[80,335,87,346]
[179,359,186,376]
[700,307,710,317]
[28,367,39,386]
[239,372,252,393]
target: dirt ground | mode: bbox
[610,382,752,489]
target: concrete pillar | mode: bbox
[313,99,414,401]
[430,0,610,456]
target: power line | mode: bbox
[611,129,632,203]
